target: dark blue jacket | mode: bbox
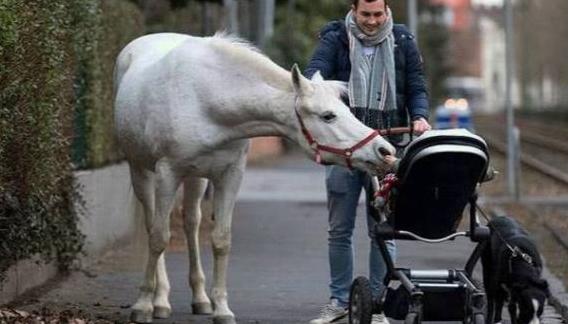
[305,21,429,128]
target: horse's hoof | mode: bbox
[153,306,171,319]
[130,309,153,323]
[213,315,237,324]
[192,302,213,314]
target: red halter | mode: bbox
[294,98,411,169]
[294,106,380,169]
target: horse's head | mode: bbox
[290,65,396,175]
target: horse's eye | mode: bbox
[321,112,337,123]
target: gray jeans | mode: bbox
[325,165,396,307]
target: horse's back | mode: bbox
[114,33,249,173]
[114,33,191,92]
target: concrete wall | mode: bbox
[74,163,139,259]
[0,163,138,305]
[0,163,136,305]
[0,258,58,305]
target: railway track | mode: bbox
[474,115,568,187]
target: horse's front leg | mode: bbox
[131,162,179,323]
[210,162,246,324]
[182,177,213,314]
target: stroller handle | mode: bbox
[377,127,412,136]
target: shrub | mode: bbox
[0,0,143,283]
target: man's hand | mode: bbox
[412,117,431,134]
[384,154,398,167]
[384,155,400,174]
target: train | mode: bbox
[434,98,473,130]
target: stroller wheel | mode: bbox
[349,276,373,324]
[404,312,420,324]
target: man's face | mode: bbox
[352,0,388,35]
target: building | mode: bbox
[426,0,515,112]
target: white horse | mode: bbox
[114,32,395,324]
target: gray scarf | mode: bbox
[346,8,396,114]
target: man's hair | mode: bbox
[352,0,388,9]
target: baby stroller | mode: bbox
[349,128,492,324]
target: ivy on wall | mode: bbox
[0,0,84,282]
[0,0,144,283]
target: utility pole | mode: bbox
[286,0,296,50]
[505,0,519,199]
[407,0,418,41]
[254,0,275,49]
[201,2,214,36]
[223,0,239,34]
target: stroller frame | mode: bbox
[349,129,492,324]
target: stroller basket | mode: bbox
[384,284,467,321]
[390,129,489,239]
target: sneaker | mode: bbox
[309,299,348,324]
[371,313,390,324]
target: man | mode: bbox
[304,1,430,323]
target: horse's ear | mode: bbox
[311,71,324,82]
[291,63,313,97]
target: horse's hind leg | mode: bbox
[210,157,247,324]
[129,166,157,322]
[182,177,213,314]
[130,162,179,323]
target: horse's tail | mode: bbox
[113,35,144,96]
[113,49,133,96]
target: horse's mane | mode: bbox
[208,32,292,91]
[324,79,349,100]
[208,32,348,97]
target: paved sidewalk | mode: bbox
[239,152,327,203]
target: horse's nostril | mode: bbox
[379,147,391,157]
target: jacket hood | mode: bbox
[320,21,348,45]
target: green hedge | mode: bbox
[89,0,144,167]
[0,0,144,283]
[72,0,144,168]
[0,0,83,281]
